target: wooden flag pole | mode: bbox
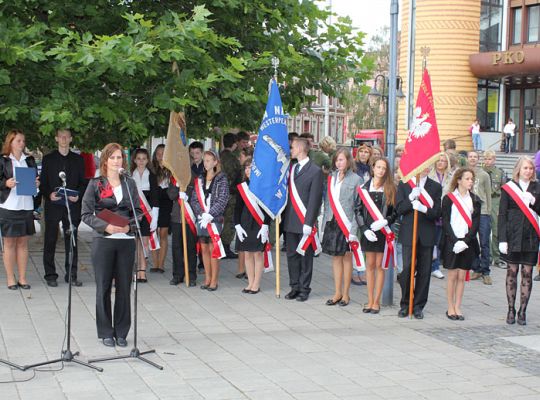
[180,199,190,287]
[408,173,421,317]
[275,216,281,298]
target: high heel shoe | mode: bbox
[517,309,526,326]
[506,308,516,325]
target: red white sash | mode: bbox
[357,187,396,270]
[327,175,365,271]
[502,181,540,237]
[194,178,226,259]
[136,186,160,251]
[407,179,434,209]
[289,165,321,256]
[170,177,199,252]
[237,182,274,272]
[447,192,472,228]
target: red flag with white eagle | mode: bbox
[399,68,441,182]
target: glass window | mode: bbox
[524,88,535,107]
[513,8,522,44]
[476,80,499,132]
[480,1,503,52]
[510,89,520,107]
[528,5,540,43]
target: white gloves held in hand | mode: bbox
[199,212,213,229]
[302,224,313,235]
[409,187,421,202]
[235,224,247,242]
[348,234,359,243]
[499,242,508,254]
[363,229,377,242]
[179,191,188,201]
[257,224,269,243]
[453,240,468,254]
[523,192,536,206]
[150,207,159,231]
[412,200,428,214]
[370,219,388,232]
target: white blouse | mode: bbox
[133,168,150,191]
[0,153,34,211]
[106,184,132,240]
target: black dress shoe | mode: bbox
[362,306,372,313]
[284,290,299,300]
[338,299,349,307]
[326,297,342,306]
[102,338,115,347]
[207,285,218,291]
[169,278,182,285]
[296,294,308,302]
[7,284,18,290]
[248,289,260,294]
[370,308,380,314]
[236,272,247,279]
[71,280,83,287]
[456,315,465,321]
[446,311,458,321]
[506,308,516,325]
[517,311,527,326]
[200,284,209,290]
[189,281,197,287]
[398,309,407,318]
[136,278,147,283]
[17,282,31,290]
[413,310,424,319]
[242,288,251,293]
[116,337,128,347]
[46,280,58,287]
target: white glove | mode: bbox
[257,224,269,243]
[150,207,159,231]
[235,224,247,242]
[370,219,388,231]
[408,187,421,202]
[363,229,377,242]
[302,224,312,235]
[452,240,468,254]
[499,242,508,254]
[179,191,188,201]
[523,192,536,206]
[412,200,428,214]
[348,234,359,243]
[198,212,213,229]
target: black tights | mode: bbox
[506,263,533,313]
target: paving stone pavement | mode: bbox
[1,228,540,400]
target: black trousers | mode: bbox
[285,232,314,294]
[399,244,433,312]
[43,204,81,281]
[171,222,197,281]
[92,237,135,340]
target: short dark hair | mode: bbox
[223,133,237,149]
[443,139,456,151]
[288,132,299,141]
[56,128,72,136]
[189,141,204,151]
[300,133,314,140]
[237,131,250,141]
[292,137,310,155]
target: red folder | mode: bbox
[96,209,129,227]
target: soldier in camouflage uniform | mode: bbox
[483,150,507,269]
[220,133,242,259]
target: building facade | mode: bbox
[399,0,539,153]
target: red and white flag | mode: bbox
[399,69,441,182]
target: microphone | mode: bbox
[59,171,67,182]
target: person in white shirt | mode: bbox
[470,119,482,151]
[503,118,516,154]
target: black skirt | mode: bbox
[361,229,386,253]
[157,188,172,228]
[0,208,35,237]
[442,246,475,270]
[197,220,223,243]
[502,251,538,266]
[322,219,349,256]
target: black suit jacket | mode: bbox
[0,155,38,204]
[396,177,442,246]
[283,160,323,234]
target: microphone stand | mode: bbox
[24,178,102,372]
[89,174,162,370]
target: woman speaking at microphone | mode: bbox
[81,143,141,348]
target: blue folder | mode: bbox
[14,167,37,196]
[52,187,79,205]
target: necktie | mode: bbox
[295,163,300,177]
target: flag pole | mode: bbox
[408,174,420,317]
[180,199,190,287]
[275,216,281,298]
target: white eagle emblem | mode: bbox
[407,107,431,142]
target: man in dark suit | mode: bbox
[40,129,86,287]
[282,137,323,302]
[396,168,442,318]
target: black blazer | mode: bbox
[396,177,442,246]
[81,176,142,237]
[283,160,323,234]
[439,192,481,256]
[0,154,38,204]
[355,179,397,235]
[498,180,540,252]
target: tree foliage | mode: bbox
[0,0,372,150]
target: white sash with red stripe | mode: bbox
[327,175,365,271]
[407,178,434,209]
[194,177,226,259]
[357,187,396,270]
[502,181,540,237]
[136,186,160,251]
[447,191,472,228]
[237,182,274,272]
[289,166,321,256]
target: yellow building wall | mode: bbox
[398,0,481,150]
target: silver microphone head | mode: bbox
[58,171,67,181]
[118,168,129,176]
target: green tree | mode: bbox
[1,0,372,150]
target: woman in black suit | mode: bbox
[0,129,39,290]
[81,143,141,347]
[440,168,481,321]
[499,157,540,325]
